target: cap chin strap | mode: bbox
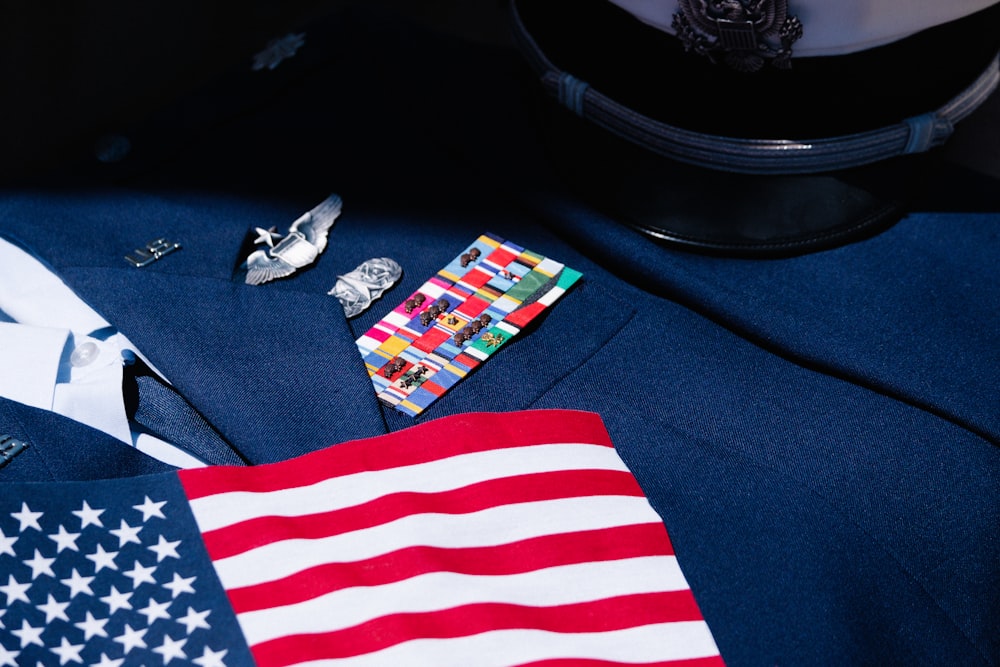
[512,0,1000,175]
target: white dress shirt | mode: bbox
[0,236,205,468]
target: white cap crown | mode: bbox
[609,0,997,56]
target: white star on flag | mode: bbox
[59,569,95,598]
[74,612,109,641]
[22,549,56,579]
[177,607,211,634]
[133,497,167,522]
[0,528,17,556]
[147,534,181,562]
[71,501,104,529]
[37,594,71,623]
[91,653,123,667]
[108,520,142,547]
[48,525,80,553]
[99,586,133,614]
[11,502,43,531]
[48,636,83,665]
[112,624,146,654]
[11,619,44,648]
[163,573,196,599]
[137,597,172,625]
[0,575,31,604]
[85,544,119,573]
[122,560,158,588]
[153,634,188,664]
[192,646,228,667]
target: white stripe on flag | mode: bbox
[188,442,630,533]
[291,622,722,667]
[211,495,658,589]
[237,555,689,644]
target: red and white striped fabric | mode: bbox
[179,409,723,666]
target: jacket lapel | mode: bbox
[3,191,388,465]
[67,270,388,463]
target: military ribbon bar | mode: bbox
[355,233,583,417]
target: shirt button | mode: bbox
[70,341,100,367]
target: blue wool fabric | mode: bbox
[0,6,997,665]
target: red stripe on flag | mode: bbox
[250,591,705,667]
[180,410,612,499]
[201,469,644,560]
[226,522,673,613]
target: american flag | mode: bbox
[1,410,723,666]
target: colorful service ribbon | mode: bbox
[355,233,582,416]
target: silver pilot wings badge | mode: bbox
[244,194,343,285]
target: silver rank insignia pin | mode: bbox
[125,238,181,267]
[0,434,28,469]
[330,257,403,318]
[244,194,343,285]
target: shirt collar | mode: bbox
[0,236,133,443]
[0,236,111,332]
[0,235,204,468]
[0,322,66,411]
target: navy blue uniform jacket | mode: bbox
[1,7,998,665]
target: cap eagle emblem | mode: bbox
[672,0,804,71]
